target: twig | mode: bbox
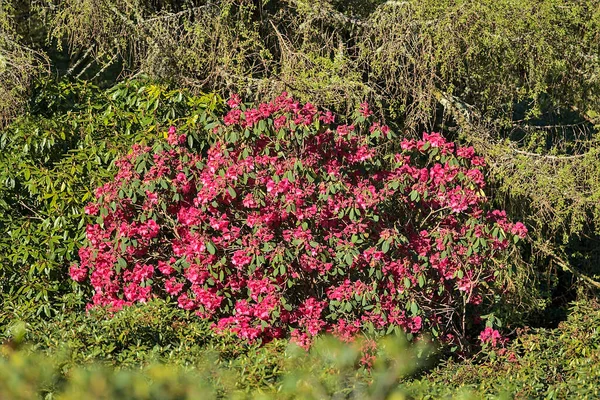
[140,4,215,26]
[537,244,600,289]
[90,53,118,81]
[513,149,588,160]
[434,89,595,161]
[66,44,95,76]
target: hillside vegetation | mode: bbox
[1,1,599,398]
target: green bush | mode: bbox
[400,299,600,399]
[0,78,222,321]
[2,299,287,392]
[0,325,427,399]
[7,299,600,398]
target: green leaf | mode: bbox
[382,240,390,253]
[410,301,418,315]
[206,241,216,255]
[227,186,237,199]
[345,252,354,266]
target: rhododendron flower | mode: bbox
[332,319,360,342]
[274,115,287,130]
[166,126,186,146]
[84,204,99,215]
[408,316,423,333]
[319,111,335,124]
[336,124,354,136]
[231,250,252,267]
[479,327,504,347]
[157,260,175,275]
[359,102,373,117]
[224,109,242,126]
[178,293,196,310]
[511,222,528,238]
[227,93,242,108]
[69,263,87,282]
[165,277,184,295]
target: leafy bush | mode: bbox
[400,299,600,399]
[0,79,221,321]
[2,300,287,392]
[0,325,426,399]
[73,94,525,349]
[4,299,600,399]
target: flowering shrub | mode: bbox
[71,93,526,348]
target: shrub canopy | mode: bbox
[73,94,525,348]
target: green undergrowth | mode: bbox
[1,298,427,399]
[3,299,288,392]
[400,299,600,399]
[0,78,222,321]
[1,298,599,399]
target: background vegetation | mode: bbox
[1,0,599,398]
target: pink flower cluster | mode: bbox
[72,93,526,348]
[479,327,506,347]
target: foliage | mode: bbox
[2,1,600,397]
[2,299,288,392]
[5,298,600,399]
[72,94,525,349]
[0,305,427,399]
[276,334,429,399]
[399,299,600,399]
[3,297,600,399]
[0,79,222,321]
[0,3,44,127]
[3,0,600,299]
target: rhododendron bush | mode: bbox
[71,93,526,349]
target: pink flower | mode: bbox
[157,260,175,275]
[479,327,504,347]
[408,316,422,333]
[319,111,335,124]
[166,126,186,146]
[422,132,446,148]
[224,109,241,126]
[69,263,88,282]
[178,293,196,310]
[165,277,184,295]
[231,250,252,267]
[332,319,360,342]
[84,204,99,215]
[274,115,287,130]
[227,93,242,108]
[336,124,355,136]
[457,146,475,159]
[359,102,372,117]
[511,222,528,238]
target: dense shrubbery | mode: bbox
[3,299,600,399]
[2,1,600,397]
[72,93,525,349]
[400,300,600,399]
[0,79,221,321]
[4,299,288,392]
[1,306,426,399]
[4,0,600,314]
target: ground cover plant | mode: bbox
[4,299,600,399]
